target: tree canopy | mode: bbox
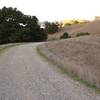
[0,7,47,44]
[44,21,59,34]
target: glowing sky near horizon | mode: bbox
[0,0,100,21]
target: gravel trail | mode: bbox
[0,43,100,100]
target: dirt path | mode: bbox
[0,43,99,100]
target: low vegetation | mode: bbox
[38,36,100,90]
[60,32,71,39]
[0,43,20,53]
[37,45,100,93]
[76,32,90,37]
[48,20,100,40]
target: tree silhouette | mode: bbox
[0,7,47,44]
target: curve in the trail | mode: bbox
[0,43,100,100]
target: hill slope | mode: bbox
[39,36,100,88]
[48,20,100,40]
[70,20,100,36]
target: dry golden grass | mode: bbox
[70,20,100,36]
[40,36,100,88]
[48,23,87,40]
[48,20,100,40]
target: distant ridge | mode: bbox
[48,20,100,40]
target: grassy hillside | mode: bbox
[39,36,100,89]
[70,20,100,36]
[48,23,87,40]
[48,20,100,40]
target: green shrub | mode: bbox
[60,32,70,39]
[76,32,90,37]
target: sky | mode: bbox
[0,0,100,22]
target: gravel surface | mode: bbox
[0,43,100,100]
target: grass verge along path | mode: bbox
[0,43,21,54]
[37,45,100,94]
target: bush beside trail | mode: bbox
[60,32,71,39]
[76,32,90,37]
